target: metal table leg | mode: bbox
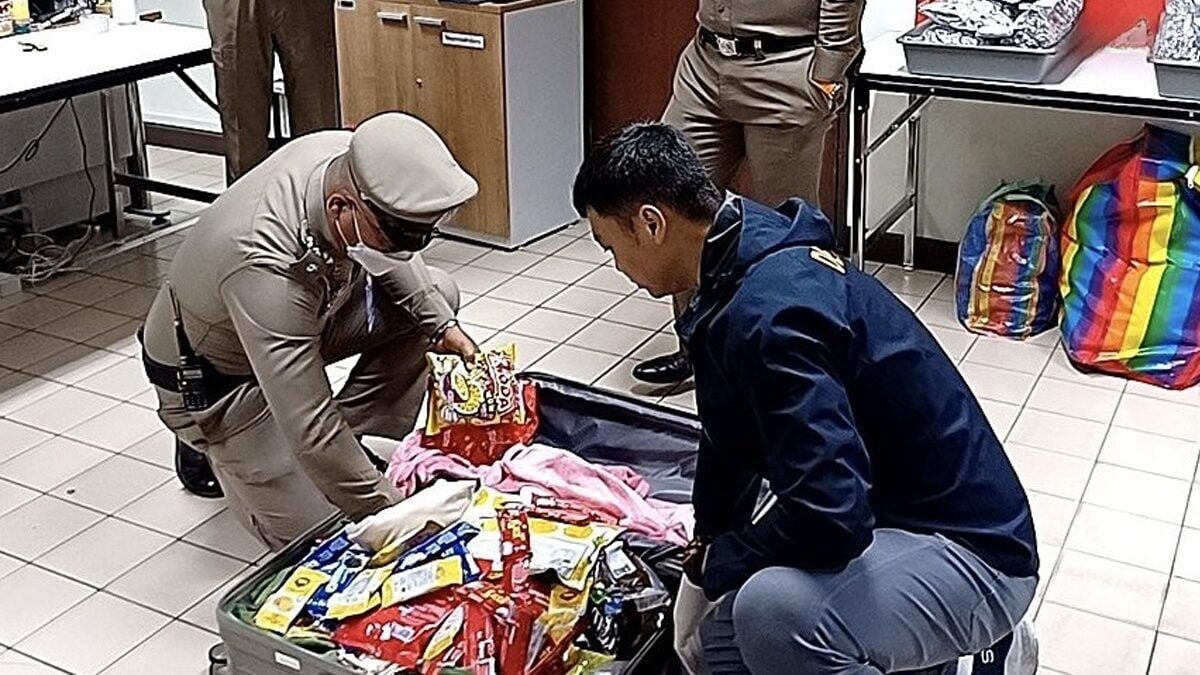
[123,82,151,210]
[903,95,923,270]
[848,80,871,270]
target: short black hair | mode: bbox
[573,122,723,224]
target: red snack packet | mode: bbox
[499,505,532,596]
[422,382,539,464]
[332,590,461,668]
[462,599,499,675]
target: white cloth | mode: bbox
[674,578,719,675]
[344,478,474,552]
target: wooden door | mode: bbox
[411,6,508,238]
[335,0,416,127]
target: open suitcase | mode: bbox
[215,373,700,675]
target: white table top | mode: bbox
[860,30,1189,112]
[0,21,210,106]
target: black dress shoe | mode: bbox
[632,351,693,385]
[175,440,224,499]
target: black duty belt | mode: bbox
[138,327,255,399]
[698,28,815,58]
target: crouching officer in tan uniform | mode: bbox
[141,113,480,550]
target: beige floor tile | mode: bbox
[1173,527,1200,583]
[577,265,638,295]
[927,326,977,362]
[965,337,1054,375]
[45,277,136,307]
[1083,464,1190,524]
[978,399,1020,439]
[183,510,269,564]
[100,620,218,675]
[1027,378,1122,423]
[959,362,1038,405]
[0,495,105,560]
[1150,634,1200,675]
[874,265,943,297]
[0,332,74,370]
[467,249,543,274]
[1162,577,1200,643]
[914,299,958,330]
[1007,409,1109,460]
[520,233,576,255]
[82,320,141,355]
[1036,602,1154,674]
[1065,504,1180,573]
[0,296,83,330]
[457,296,531,330]
[108,541,247,616]
[522,256,600,284]
[72,357,152,401]
[568,320,654,357]
[0,564,92,645]
[480,332,557,369]
[531,345,621,385]
[1189,494,1200,530]
[119,429,175,470]
[37,307,131,343]
[8,386,121,434]
[63,402,166,452]
[1126,380,1200,407]
[1114,394,1200,443]
[603,296,673,331]
[593,359,668,401]
[0,372,64,418]
[117,481,226,537]
[1005,444,1092,500]
[630,331,682,361]
[180,576,240,634]
[423,240,487,265]
[0,436,111,492]
[16,591,170,675]
[0,478,39,519]
[1045,551,1167,627]
[507,308,590,343]
[555,238,609,264]
[661,387,698,413]
[486,276,567,306]
[544,286,625,317]
[1042,348,1127,392]
[1028,491,1078,547]
[38,516,173,587]
[0,419,54,464]
[1098,427,1200,481]
[22,343,129,385]
[52,454,173,514]
[93,285,160,318]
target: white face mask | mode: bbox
[337,208,400,277]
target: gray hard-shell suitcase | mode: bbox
[214,373,699,675]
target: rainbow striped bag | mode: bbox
[956,182,1062,339]
[1060,124,1200,390]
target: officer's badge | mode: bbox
[809,247,847,274]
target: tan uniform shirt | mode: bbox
[143,130,453,517]
[697,0,866,82]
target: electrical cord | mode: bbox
[10,97,98,283]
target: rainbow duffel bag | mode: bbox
[1060,124,1200,390]
[956,181,1062,339]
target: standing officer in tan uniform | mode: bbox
[141,113,479,550]
[633,0,867,385]
[202,0,339,179]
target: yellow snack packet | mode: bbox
[380,556,465,607]
[325,566,392,621]
[253,567,331,634]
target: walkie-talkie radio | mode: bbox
[167,282,210,412]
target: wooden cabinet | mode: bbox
[335,0,583,248]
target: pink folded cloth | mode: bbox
[386,433,693,547]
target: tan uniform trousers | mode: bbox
[202,0,339,179]
[156,268,459,550]
[664,37,839,327]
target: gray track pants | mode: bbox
[695,529,1037,674]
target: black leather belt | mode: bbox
[138,327,254,398]
[698,28,815,58]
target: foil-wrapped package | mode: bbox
[922,0,1015,38]
[922,25,985,46]
[1013,0,1084,49]
[1155,0,1200,62]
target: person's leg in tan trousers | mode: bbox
[636,38,835,385]
[274,0,339,138]
[202,0,339,181]
[157,267,458,550]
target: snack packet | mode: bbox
[253,566,332,634]
[426,344,524,433]
[381,556,467,607]
[332,589,463,668]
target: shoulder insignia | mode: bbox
[809,247,847,274]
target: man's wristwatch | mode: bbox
[430,318,460,347]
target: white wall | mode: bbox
[136,0,221,132]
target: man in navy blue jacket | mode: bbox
[572,123,1039,674]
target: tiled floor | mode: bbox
[0,147,1197,673]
